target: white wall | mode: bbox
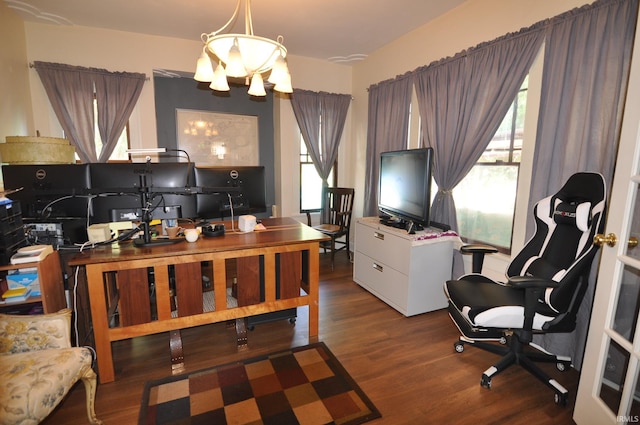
[0,4,33,149]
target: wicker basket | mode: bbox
[0,136,76,164]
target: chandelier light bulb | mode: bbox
[194,50,214,82]
[274,71,293,94]
[248,73,267,96]
[267,52,289,85]
[225,38,248,78]
[210,62,230,91]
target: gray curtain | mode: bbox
[94,70,146,163]
[529,0,637,370]
[290,89,351,186]
[414,27,545,235]
[34,62,96,163]
[529,0,636,212]
[34,62,145,163]
[363,74,413,216]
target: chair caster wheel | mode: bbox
[556,362,570,372]
[454,342,465,353]
[289,318,296,325]
[481,374,491,389]
[554,392,568,406]
[499,337,507,345]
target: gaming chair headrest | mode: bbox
[552,172,605,207]
[553,202,592,232]
[547,172,605,229]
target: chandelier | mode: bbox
[194,0,293,97]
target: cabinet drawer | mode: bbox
[355,223,411,272]
[353,251,409,315]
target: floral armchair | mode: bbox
[0,308,102,424]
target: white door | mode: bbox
[574,10,640,425]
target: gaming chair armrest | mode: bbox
[508,275,560,289]
[508,276,559,340]
[460,244,499,273]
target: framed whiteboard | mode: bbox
[176,109,259,165]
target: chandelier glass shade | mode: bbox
[194,0,293,96]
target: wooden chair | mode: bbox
[0,308,102,424]
[306,187,355,269]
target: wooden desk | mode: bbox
[68,218,328,383]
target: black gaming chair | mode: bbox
[444,172,606,405]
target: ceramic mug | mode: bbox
[166,226,181,238]
[184,228,199,242]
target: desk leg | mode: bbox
[170,329,185,374]
[308,244,320,338]
[86,265,115,384]
[235,318,248,350]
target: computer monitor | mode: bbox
[89,162,197,223]
[2,164,91,219]
[194,166,266,220]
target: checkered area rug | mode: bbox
[138,342,381,425]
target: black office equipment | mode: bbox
[2,164,91,219]
[195,166,267,219]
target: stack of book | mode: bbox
[2,286,32,303]
[7,267,40,296]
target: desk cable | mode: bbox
[227,192,238,233]
[71,263,97,363]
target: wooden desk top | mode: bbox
[68,217,329,266]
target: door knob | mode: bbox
[594,233,617,247]
[593,234,639,248]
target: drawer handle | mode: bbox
[373,231,385,240]
[372,263,383,272]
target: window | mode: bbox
[74,97,130,162]
[93,98,131,161]
[299,136,335,211]
[453,77,528,252]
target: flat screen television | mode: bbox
[194,166,267,220]
[378,148,434,232]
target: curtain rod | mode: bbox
[28,63,357,97]
[28,62,150,81]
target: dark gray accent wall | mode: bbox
[153,76,275,217]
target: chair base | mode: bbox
[454,334,573,406]
[319,239,350,270]
[449,303,572,405]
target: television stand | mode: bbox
[354,217,461,316]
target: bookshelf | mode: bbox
[0,250,66,314]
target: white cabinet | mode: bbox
[353,217,460,316]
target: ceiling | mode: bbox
[5,0,468,64]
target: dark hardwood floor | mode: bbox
[44,252,578,425]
